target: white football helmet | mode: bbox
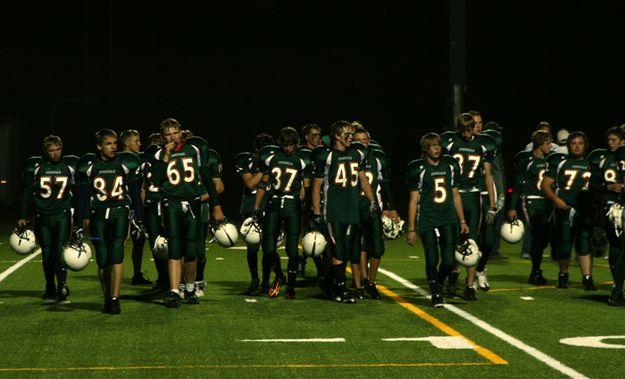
[240,217,262,245]
[556,128,570,145]
[382,216,404,240]
[455,237,481,267]
[276,229,286,247]
[62,242,92,271]
[152,235,169,260]
[214,221,239,247]
[500,219,525,244]
[301,231,327,257]
[9,227,37,255]
[608,203,624,236]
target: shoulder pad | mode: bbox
[62,155,79,169]
[296,146,311,155]
[185,136,208,149]
[311,145,330,162]
[587,148,607,167]
[23,156,44,174]
[406,158,424,171]
[143,143,161,158]
[321,135,332,147]
[475,133,497,152]
[117,151,141,171]
[481,129,502,148]
[233,151,254,166]
[440,130,459,146]
[351,141,368,156]
[442,154,461,170]
[547,152,567,165]
[207,148,222,165]
[77,153,97,174]
[258,144,280,163]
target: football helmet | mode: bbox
[276,229,285,247]
[455,237,481,267]
[556,128,570,145]
[214,221,239,247]
[608,203,624,236]
[500,219,525,244]
[152,235,169,260]
[301,231,327,257]
[382,216,404,240]
[9,226,37,255]
[240,217,262,245]
[62,242,92,271]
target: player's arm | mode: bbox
[541,176,568,209]
[484,161,496,209]
[241,172,263,190]
[406,190,419,245]
[253,174,270,211]
[312,177,323,215]
[359,171,376,203]
[453,187,469,234]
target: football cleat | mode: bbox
[557,273,569,289]
[240,217,262,245]
[285,286,296,300]
[268,276,285,298]
[167,292,182,308]
[582,275,597,291]
[109,298,121,314]
[463,286,477,301]
[382,215,405,240]
[260,281,270,295]
[42,288,56,301]
[476,270,490,291]
[131,272,152,285]
[62,242,92,271]
[447,272,459,297]
[246,278,260,296]
[9,226,37,255]
[609,290,625,306]
[301,231,327,257]
[333,285,356,304]
[152,235,169,260]
[353,288,365,300]
[365,282,382,300]
[500,219,525,244]
[431,293,445,308]
[57,283,70,304]
[528,270,547,285]
[214,221,239,247]
[195,281,206,297]
[454,236,482,267]
[185,290,199,304]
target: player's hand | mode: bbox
[555,198,570,210]
[17,219,27,227]
[369,201,381,215]
[507,209,518,221]
[130,219,145,241]
[495,194,505,213]
[212,205,225,224]
[406,230,417,245]
[310,213,323,231]
[460,222,470,235]
[384,210,400,221]
[486,208,497,225]
[252,208,263,224]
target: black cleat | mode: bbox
[57,283,70,304]
[431,293,445,308]
[353,288,365,300]
[131,272,152,285]
[334,290,356,304]
[268,276,285,298]
[365,282,382,300]
[285,286,296,300]
[463,286,477,301]
[260,281,270,295]
[557,273,569,289]
[528,270,547,285]
[185,290,199,304]
[247,278,260,296]
[102,299,112,314]
[109,298,121,314]
[609,290,625,306]
[447,272,460,297]
[42,287,56,301]
[582,275,597,291]
[167,292,181,308]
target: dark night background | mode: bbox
[1,1,625,218]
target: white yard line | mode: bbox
[239,338,345,343]
[0,249,42,283]
[378,268,589,379]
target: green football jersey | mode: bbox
[20,155,78,217]
[358,144,385,208]
[313,145,366,224]
[406,155,460,232]
[142,144,163,203]
[295,146,313,180]
[77,151,141,209]
[445,134,492,192]
[588,148,620,203]
[155,142,205,201]
[544,155,591,207]
[262,149,306,196]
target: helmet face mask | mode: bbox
[239,217,262,245]
[10,227,37,255]
[301,231,327,257]
[62,242,91,271]
[454,237,481,267]
[382,216,404,240]
[608,203,624,236]
[214,222,239,248]
[500,219,525,244]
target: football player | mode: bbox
[18,135,78,303]
[254,127,307,299]
[311,120,378,303]
[507,130,554,285]
[352,124,398,299]
[234,133,278,295]
[150,118,224,308]
[406,132,468,307]
[443,113,496,300]
[541,131,595,290]
[74,129,143,314]
[119,129,152,286]
[591,127,625,305]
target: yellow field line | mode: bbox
[0,362,496,372]
[376,283,508,365]
[489,281,613,293]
